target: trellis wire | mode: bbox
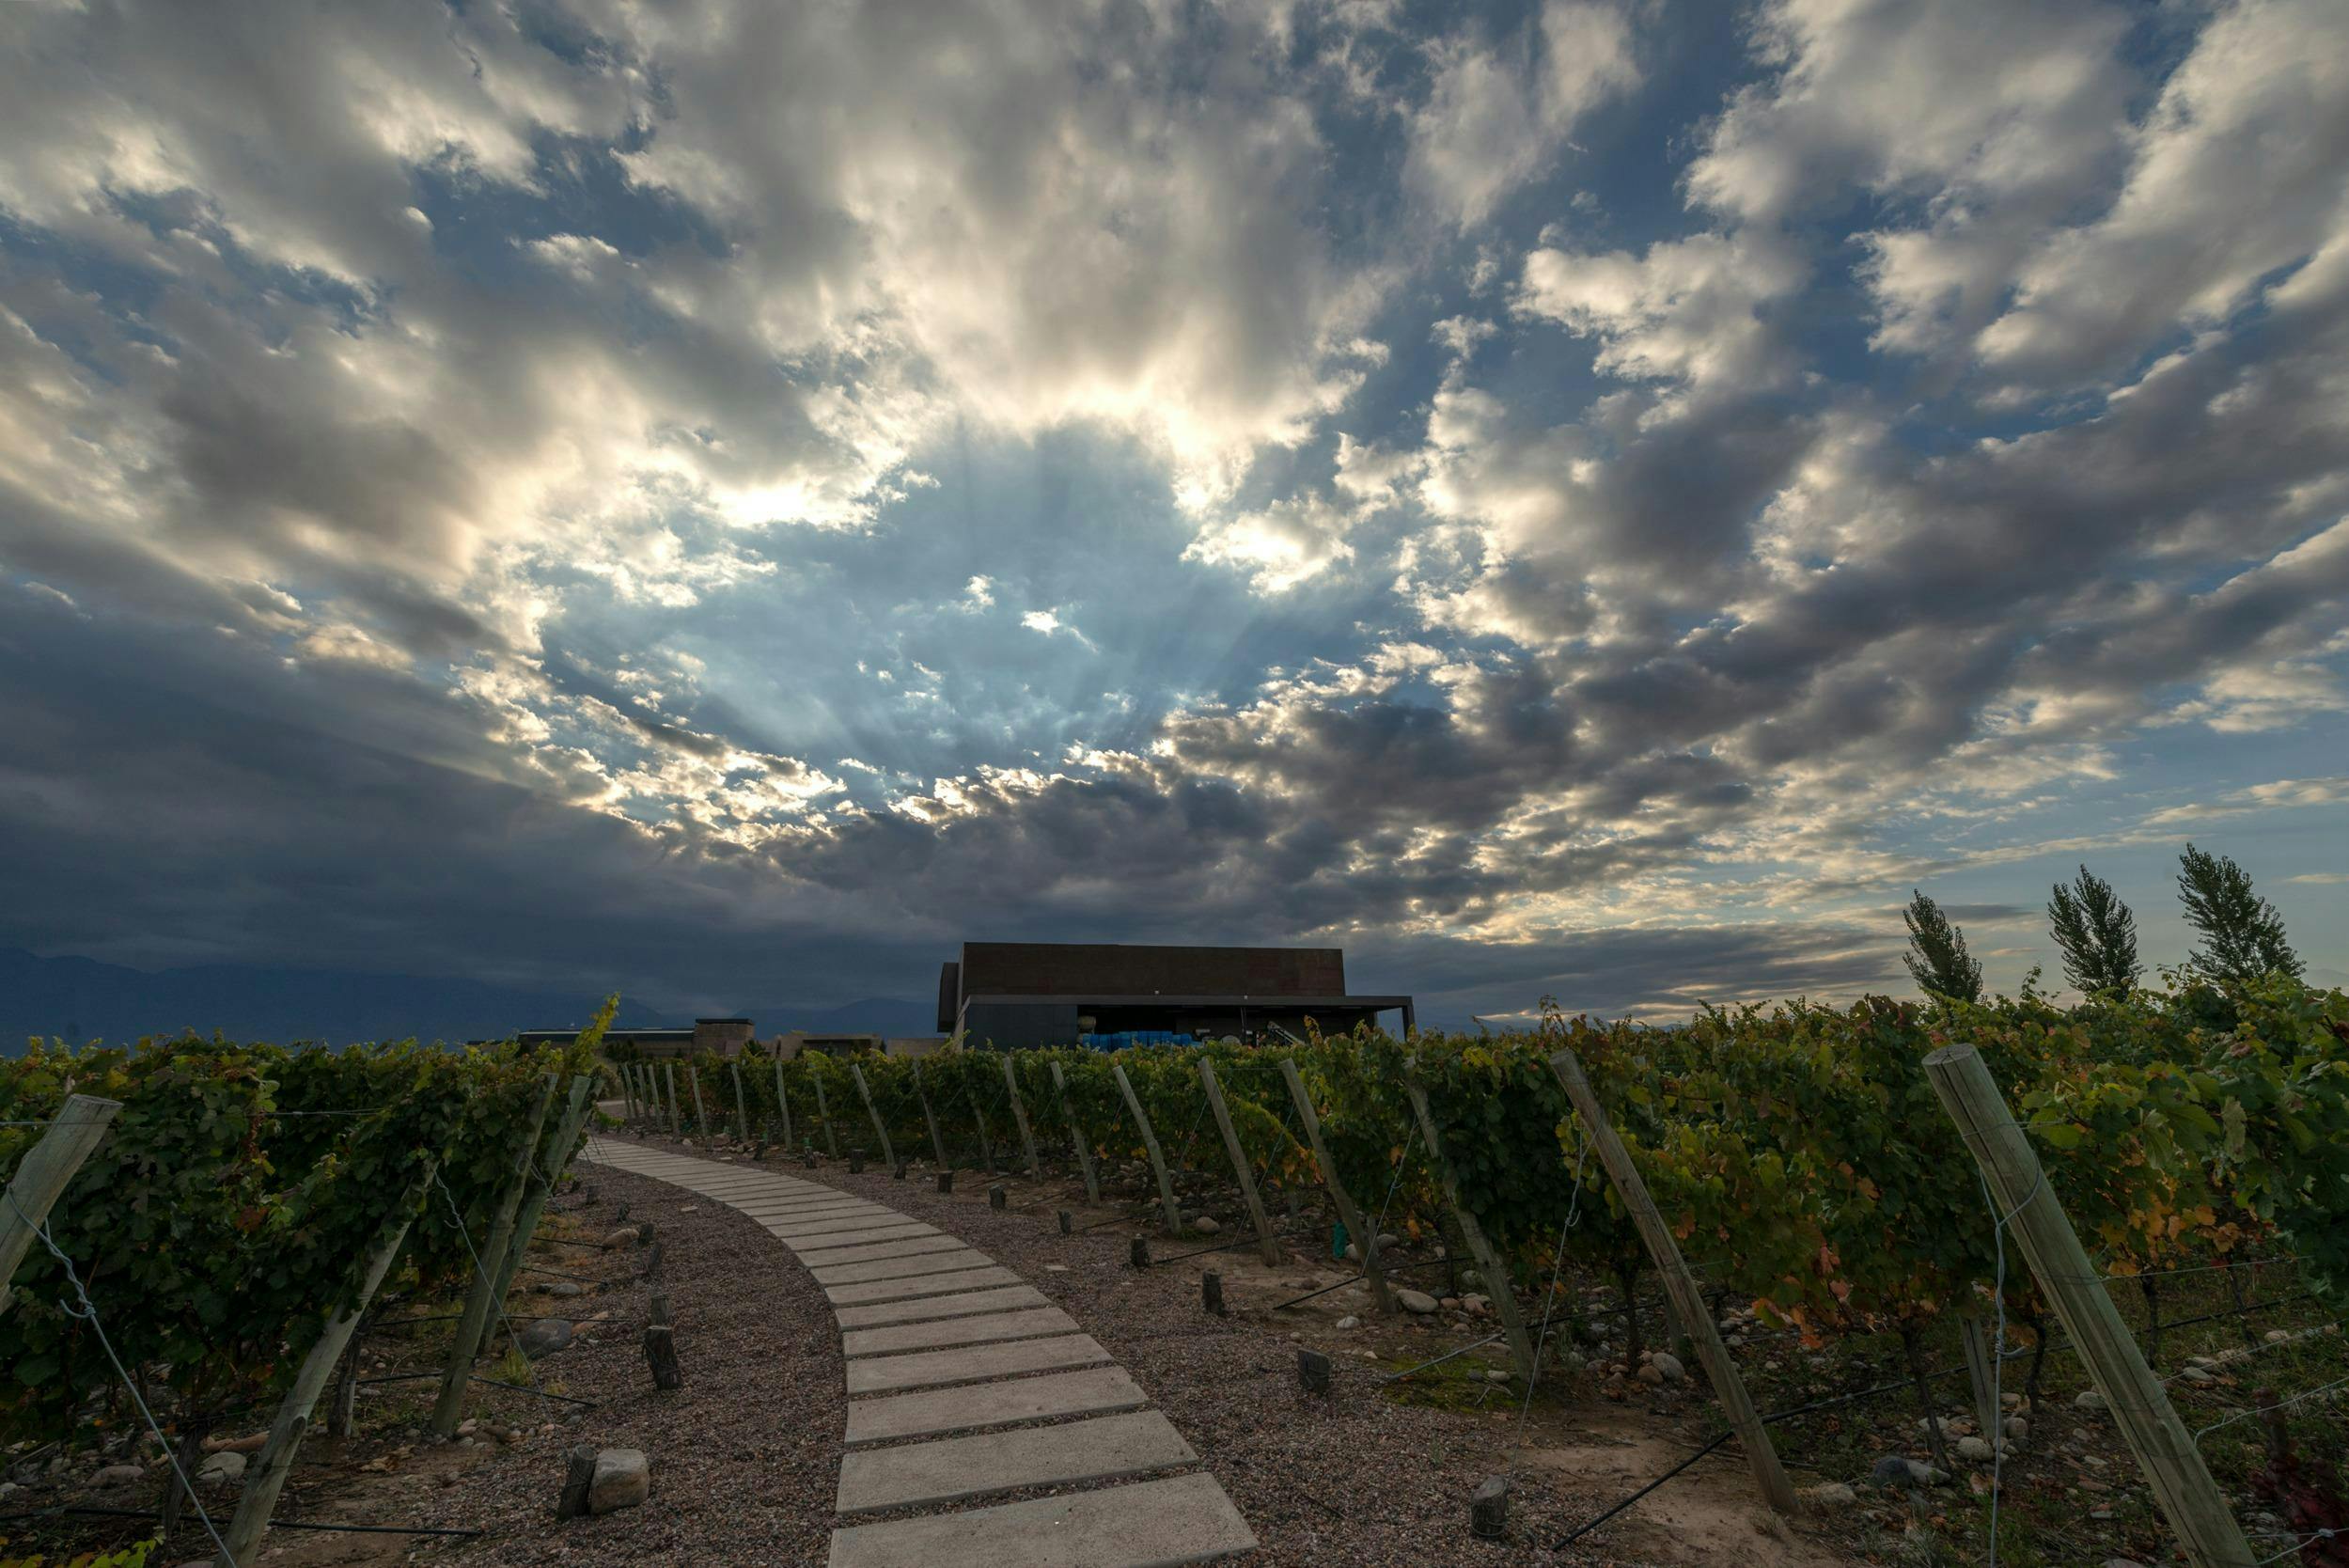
[0,1184,237,1565]
[433,1171,546,1399]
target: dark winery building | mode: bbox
[937,942,1414,1049]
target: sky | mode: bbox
[1,0,2343,1027]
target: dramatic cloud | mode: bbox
[2,0,2344,1025]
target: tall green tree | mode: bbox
[2047,865,2141,996]
[1903,889,1983,1003]
[2176,843,2302,983]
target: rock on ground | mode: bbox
[197,1450,245,1487]
[1397,1289,1439,1315]
[587,1448,650,1515]
[519,1319,576,1359]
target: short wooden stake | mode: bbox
[1924,1042,2253,1568]
[1129,1234,1151,1269]
[648,1290,671,1327]
[556,1445,598,1521]
[688,1066,710,1140]
[0,1093,120,1320]
[1202,1270,1225,1315]
[219,1168,433,1565]
[1000,1056,1042,1180]
[811,1072,840,1157]
[431,1077,558,1436]
[936,1170,954,1195]
[1547,1047,1793,1512]
[730,1061,751,1144]
[1471,1476,1510,1540]
[849,1152,865,1174]
[850,1062,897,1171]
[643,1240,664,1280]
[643,1323,681,1390]
[989,1182,1007,1211]
[1298,1347,1331,1393]
[1111,1063,1185,1237]
[1048,1061,1101,1205]
[1198,1058,1281,1266]
[912,1059,950,1169]
[1057,1209,1073,1235]
[1400,1061,1537,1384]
[1278,1058,1395,1316]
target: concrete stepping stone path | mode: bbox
[582,1136,1256,1566]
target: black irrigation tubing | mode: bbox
[512,1263,600,1282]
[1272,1253,1462,1310]
[1382,1332,1504,1384]
[352,1371,598,1408]
[0,1504,483,1539]
[1553,1430,1734,1547]
[1147,1215,1325,1267]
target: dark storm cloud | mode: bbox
[2,0,2345,1020]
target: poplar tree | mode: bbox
[1903,889,1983,1003]
[2176,844,2302,984]
[2047,865,2141,996]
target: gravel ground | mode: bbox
[572,1131,1776,1568]
[399,1158,846,1567]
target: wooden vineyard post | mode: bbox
[0,1093,120,1320]
[1924,1043,2253,1568]
[773,1058,794,1148]
[1399,1060,1538,1383]
[1111,1063,1185,1236]
[850,1062,897,1170]
[491,1074,596,1306]
[1277,1058,1395,1315]
[217,1167,434,1567]
[431,1076,559,1437]
[966,1073,998,1174]
[1546,1047,1796,1513]
[1000,1056,1043,1181]
[1048,1062,1101,1204]
[1198,1058,1282,1266]
[912,1060,950,1169]
[663,1063,681,1138]
[688,1066,711,1140]
[730,1061,751,1144]
[810,1072,841,1157]
[1960,1317,1999,1437]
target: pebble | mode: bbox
[1336,1316,1361,1330]
[1192,1215,1221,1235]
[196,1450,245,1487]
[1805,1482,1858,1509]
[1397,1289,1439,1315]
[2265,1329,2290,1343]
[2180,1364,2215,1384]
[2005,1417,2029,1441]
[1484,1369,1510,1385]
[549,1281,586,1298]
[1651,1352,1683,1384]
[2075,1388,2107,1410]
[93,1465,146,1486]
[1956,1436,1994,1462]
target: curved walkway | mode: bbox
[582,1137,1258,1567]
